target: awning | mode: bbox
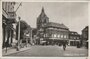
[69,40,80,41]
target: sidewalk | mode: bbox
[2,45,31,56]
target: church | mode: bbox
[36,7,69,45]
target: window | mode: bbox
[5,2,7,11]
[61,35,63,38]
[64,35,66,38]
[44,34,46,37]
[72,33,74,34]
[56,34,58,38]
[75,33,78,35]
[2,2,4,9]
[54,34,56,38]
[70,36,72,39]
[52,34,54,37]
[59,34,61,38]
[58,34,60,38]
[77,37,79,39]
[66,35,68,38]
[48,28,53,29]
[74,37,76,39]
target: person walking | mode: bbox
[62,40,67,51]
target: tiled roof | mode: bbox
[45,22,69,29]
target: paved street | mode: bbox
[5,45,88,57]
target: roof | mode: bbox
[69,31,80,36]
[82,26,88,32]
[45,22,69,29]
[37,7,48,19]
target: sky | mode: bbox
[15,2,88,34]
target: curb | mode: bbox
[2,46,31,56]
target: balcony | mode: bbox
[7,12,16,20]
[7,12,16,23]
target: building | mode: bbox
[23,25,32,46]
[36,7,49,45]
[36,8,69,45]
[81,26,88,48]
[32,28,38,44]
[68,31,80,46]
[37,7,49,30]
[2,2,16,48]
[45,22,69,45]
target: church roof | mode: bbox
[37,7,48,19]
[45,22,69,29]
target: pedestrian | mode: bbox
[62,40,67,51]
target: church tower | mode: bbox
[36,7,49,44]
[37,7,49,29]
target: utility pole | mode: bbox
[30,29,33,45]
[15,2,22,51]
[17,17,21,51]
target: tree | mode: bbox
[16,20,29,40]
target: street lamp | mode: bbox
[17,17,21,51]
[15,2,22,51]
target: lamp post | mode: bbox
[17,17,21,51]
[30,29,32,45]
[15,2,22,51]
